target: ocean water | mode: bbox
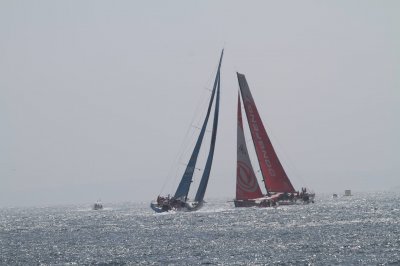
[0,192,399,265]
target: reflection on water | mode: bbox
[0,192,399,265]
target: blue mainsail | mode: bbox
[194,69,220,202]
[174,50,223,200]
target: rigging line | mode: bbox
[184,59,219,140]
[162,50,223,197]
[160,69,217,195]
[192,125,212,133]
[177,129,210,194]
[178,81,217,164]
[179,162,202,171]
[159,111,199,194]
[180,132,197,163]
[202,52,223,93]
[180,122,203,164]
[194,94,213,132]
[185,113,215,156]
[160,127,198,193]
[193,54,221,126]
[160,126,197,195]
[194,55,221,127]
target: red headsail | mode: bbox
[237,73,295,193]
[236,93,264,200]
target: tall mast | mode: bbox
[194,55,222,202]
[174,50,224,200]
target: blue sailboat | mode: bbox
[150,50,223,213]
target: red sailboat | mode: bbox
[234,73,314,207]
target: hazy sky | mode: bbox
[1,1,399,207]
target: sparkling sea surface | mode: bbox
[1,192,399,265]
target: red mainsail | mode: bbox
[237,73,295,193]
[236,94,264,200]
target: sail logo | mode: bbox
[237,161,259,193]
[244,99,276,177]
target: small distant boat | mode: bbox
[344,190,352,196]
[93,200,103,210]
[234,73,315,208]
[150,50,223,213]
[333,193,338,198]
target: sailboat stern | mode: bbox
[184,200,204,211]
